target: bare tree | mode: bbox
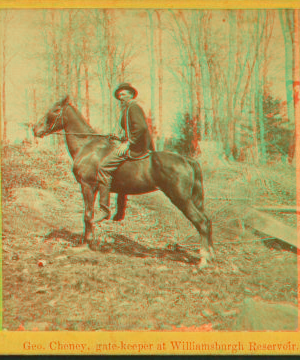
[1,10,16,144]
[147,10,157,144]
[279,10,295,163]
[290,10,300,165]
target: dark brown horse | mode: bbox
[33,96,214,268]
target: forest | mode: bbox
[1,9,299,164]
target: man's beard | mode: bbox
[120,101,126,110]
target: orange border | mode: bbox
[0,0,300,8]
[1,0,300,355]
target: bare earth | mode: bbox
[2,145,298,331]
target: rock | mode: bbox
[26,322,52,331]
[221,309,239,318]
[202,309,215,318]
[35,286,48,294]
[37,259,47,267]
[11,187,62,214]
[11,253,19,260]
[232,298,298,331]
[4,187,84,236]
[54,255,69,262]
[157,265,169,272]
[48,299,57,307]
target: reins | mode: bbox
[53,132,120,139]
[44,102,152,160]
[49,104,121,141]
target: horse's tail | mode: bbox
[188,158,204,211]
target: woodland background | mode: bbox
[1,9,299,164]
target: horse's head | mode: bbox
[33,96,70,138]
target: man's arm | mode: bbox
[127,104,148,146]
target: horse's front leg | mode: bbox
[80,181,97,245]
[113,193,127,221]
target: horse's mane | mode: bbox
[69,103,97,134]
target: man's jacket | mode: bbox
[120,101,154,158]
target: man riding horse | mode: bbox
[97,83,154,221]
[33,91,214,268]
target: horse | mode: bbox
[33,96,215,269]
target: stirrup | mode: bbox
[93,206,110,223]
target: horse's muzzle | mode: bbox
[32,126,44,138]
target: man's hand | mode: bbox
[117,141,130,156]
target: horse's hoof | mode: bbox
[209,247,216,261]
[112,215,122,221]
[93,213,110,224]
[194,259,209,272]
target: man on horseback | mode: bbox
[97,83,154,221]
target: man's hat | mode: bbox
[114,83,138,100]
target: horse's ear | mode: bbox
[61,95,70,106]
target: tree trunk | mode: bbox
[2,16,6,144]
[169,10,193,117]
[147,10,157,144]
[225,11,237,158]
[198,11,214,141]
[292,10,300,165]
[279,10,295,138]
[156,10,164,150]
[95,10,106,131]
[32,87,39,146]
[83,37,90,124]
[66,10,73,95]
[251,69,259,164]
[75,62,81,111]
[257,11,267,164]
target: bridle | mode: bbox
[45,103,121,140]
[41,102,152,159]
[43,104,69,137]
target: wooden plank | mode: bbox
[233,207,298,248]
[254,205,299,214]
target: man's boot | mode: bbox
[94,184,111,223]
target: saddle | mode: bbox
[106,134,152,161]
[126,150,152,161]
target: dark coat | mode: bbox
[120,101,154,158]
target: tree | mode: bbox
[156,10,164,150]
[167,10,205,154]
[279,10,296,163]
[165,112,198,157]
[197,11,214,141]
[291,9,300,165]
[147,10,157,145]
[1,10,16,145]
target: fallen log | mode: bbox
[233,207,298,248]
[254,205,299,214]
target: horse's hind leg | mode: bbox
[175,199,213,269]
[192,200,214,261]
[190,161,215,260]
[113,193,127,221]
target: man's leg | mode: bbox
[95,145,127,222]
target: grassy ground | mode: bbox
[1,144,298,331]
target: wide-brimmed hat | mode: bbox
[114,83,138,100]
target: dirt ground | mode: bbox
[1,144,298,331]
